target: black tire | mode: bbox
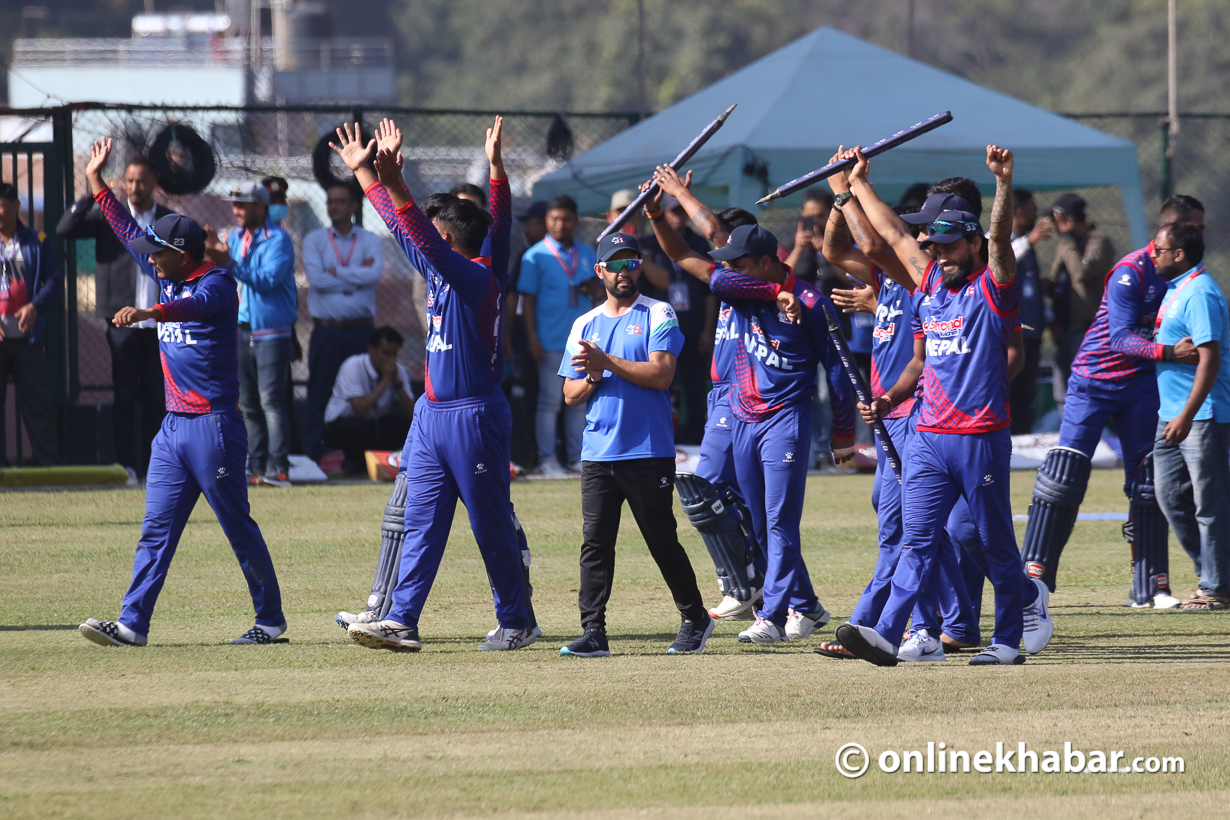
[312,125,373,192]
[148,124,216,195]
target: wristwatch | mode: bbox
[585,373,602,385]
[833,192,854,208]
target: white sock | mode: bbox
[258,623,286,639]
[115,621,142,642]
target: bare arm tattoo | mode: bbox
[988,175,1016,286]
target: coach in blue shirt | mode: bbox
[1151,223,1230,610]
[556,232,712,658]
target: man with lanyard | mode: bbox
[1020,196,1204,607]
[57,155,173,482]
[203,182,297,487]
[331,117,534,652]
[518,195,597,474]
[557,232,713,656]
[301,181,384,466]
[817,168,982,662]
[1151,222,1230,611]
[707,224,858,645]
[837,145,1053,666]
[79,138,286,647]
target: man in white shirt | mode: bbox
[302,181,384,463]
[325,326,415,475]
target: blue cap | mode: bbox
[918,209,982,249]
[597,231,641,262]
[129,213,205,255]
[515,201,547,222]
[709,224,778,262]
[901,193,973,225]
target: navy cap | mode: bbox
[918,209,982,249]
[1051,192,1086,220]
[901,192,973,225]
[709,224,778,262]
[515,201,547,222]
[129,213,205,255]
[597,231,641,262]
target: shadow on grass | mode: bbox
[0,624,80,631]
[1033,641,1230,664]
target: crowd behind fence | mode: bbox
[2,103,1228,466]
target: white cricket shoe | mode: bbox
[348,620,422,652]
[1132,592,1183,610]
[739,615,786,645]
[336,610,379,630]
[898,629,946,662]
[969,643,1024,665]
[709,592,762,621]
[785,605,831,641]
[478,627,539,651]
[1022,578,1054,655]
[486,624,542,642]
[534,459,569,477]
[79,618,146,647]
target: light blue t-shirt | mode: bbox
[559,295,684,462]
[1156,264,1230,423]
[517,236,598,352]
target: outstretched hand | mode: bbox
[85,139,112,193]
[653,165,692,199]
[373,148,405,192]
[330,123,375,172]
[986,144,1014,179]
[485,115,505,178]
[376,118,404,161]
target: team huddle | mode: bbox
[76,114,1222,666]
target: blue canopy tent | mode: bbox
[534,27,1148,247]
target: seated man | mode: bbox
[324,326,415,475]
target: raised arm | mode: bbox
[485,116,512,285]
[653,165,727,245]
[645,169,715,283]
[986,145,1017,286]
[709,266,792,303]
[846,148,927,287]
[84,139,156,280]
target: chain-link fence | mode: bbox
[64,103,638,405]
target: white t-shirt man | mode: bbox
[325,353,414,423]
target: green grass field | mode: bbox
[2,471,1227,819]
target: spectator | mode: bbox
[56,156,171,479]
[1151,223,1230,610]
[450,182,487,209]
[784,189,837,288]
[301,181,383,464]
[1045,193,1116,399]
[504,201,548,470]
[517,194,598,474]
[261,176,289,225]
[605,190,670,296]
[640,192,714,444]
[203,181,297,486]
[1008,188,1053,433]
[0,182,60,465]
[324,326,415,476]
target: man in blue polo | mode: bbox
[558,232,713,657]
[1151,222,1230,610]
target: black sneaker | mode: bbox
[667,613,715,654]
[559,628,610,657]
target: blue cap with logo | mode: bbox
[901,192,974,225]
[129,213,206,255]
[708,223,779,262]
[597,231,641,262]
[918,209,983,249]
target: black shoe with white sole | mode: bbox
[834,622,899,667]
[79,618,147,647]
[667,613,715,654]
[232,623,289,644]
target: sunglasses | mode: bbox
[143,223,177,250]
[602,258,642,273]
[928,220,981,235]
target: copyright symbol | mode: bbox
[835,743,870,778]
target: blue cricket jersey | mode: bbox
[96,187,240,414]
[915,259,1018,434]
[870,269,916,420]
[366,176,510,402]
[560,295,684,462]
[1156,263,1230,422]
[708,268,855,438]
[1070,244,1167,383]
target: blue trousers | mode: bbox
[387,391,530,629]
[303,321,373,461]
[1060,373,1160,496]
[732,401,817,626]
[913,501,985,644]
[120,411,284,635]
[875,429,1036,649]
[238,332,294,476]
[695,384,766,579]
[849,415,981,644]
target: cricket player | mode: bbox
[1021,196,1204,607]
[643,166,771,621]
[705,224,857,644]
[78,139,286,647]
[837,145,1052,666]
[332,118,533,652]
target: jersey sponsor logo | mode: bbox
[742,331,793,370]
[1026,561,1045,578]
[922,316,964,337]
[625,324,644,335]
[158,322,197,345]
[872,323,898,342]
